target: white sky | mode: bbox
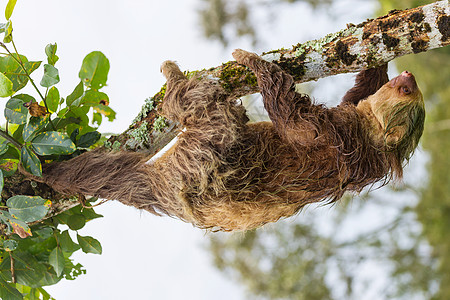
[4,0,385,299]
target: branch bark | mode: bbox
[111,0,449,155]
[6,0,449,217]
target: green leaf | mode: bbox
[0,54,23,71]
[33,227,53,239]
[46,116,80,131]
[0,139,18,156]
[66,81,84,107]
[62,261,85,281]
[22,61,41,74]
[46,86,59,112]
[5,0,17,20]
[11,124,23,144]
[0,159,18,176]
[77,234,102,254]
[0,23,8,34]
[67,106,89,122]
[94,104,116,122]
[82,90,109,106]
[77,131,101,148]
[45,43,59,66]
[14,61,41,92]
[4,95,29,124]
[3,20,12,43]
[0,55,31,92]
[92,112,102,126]
[36,287,52,300]
[31,131,76,156]
[0,277,23,300]
[78,51,109,90]
[38,267,60,287]
[3,239,17,251]
[7,195,51,222]
[40,64,59,87]
[70,128,79,143]
[0,211,32,238]
[20,286,34,299]
[20,146,42,177]
[0,211,11,233]
[23,116,48,142]
[48,247,64,276]
[0,140,9,156]
[0,54,41,93]
[0,252,45,288]
[0,72,13,97]
[67,214,85,231]
[58,230,80,253]
[81,207,103,221]
[0,54,22,88]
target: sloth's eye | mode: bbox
[401,86,411,95]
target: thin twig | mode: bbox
[0,128,22,149]
[8,40,47,103]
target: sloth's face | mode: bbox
[387,70,420,97]
[371,70,423,110]
[363,71,425,153]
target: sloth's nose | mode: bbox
[401,70,412,77]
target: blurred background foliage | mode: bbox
[198,0,333,46]
[200,0,450,299]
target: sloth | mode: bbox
[40,49,425,231]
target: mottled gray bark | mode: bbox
[113,0,449,156]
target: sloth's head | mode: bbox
[360,70,425,161]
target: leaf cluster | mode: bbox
[0,2,114,298]
[0,204,103,300]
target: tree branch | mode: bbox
[111,0,449,155]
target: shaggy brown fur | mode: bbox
[39,49,425,231]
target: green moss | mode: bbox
[104,140,112,150]
[244,72,257,87]
[262,48,287,55]
[219,62,257,92]
[104,139,122,151]
[159,84,167,98]
[111,141,121,151]
[294,26,359,57]
[294,26,362,71]
[128,121,150,144]
[185,70,201,79]
[153,116,167,131]
[132,97,156,124]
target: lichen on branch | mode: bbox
[119,0,449,154]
